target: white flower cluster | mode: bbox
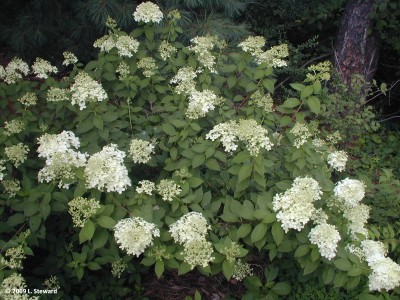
[129,138,155,164]
[159,40,177,61]
[189,35,222,72]
[63,51,78,66]
[206,119,273,156]
[137,57,157,77]
[133,2,163,23]
[169,212,214,268]
[0,273,34,300]
[156,179,182,201]
[170,67,197,95]
[0,245,26,269]
[343,204,370,238]
[306,61,331,82]
[186,89,221,119]
[116,61,130,80]
[115,35,140,57]
[361,240,400,291]
[5,143,29,167]
[308,223,341,260]
[232,260,253,281]
[32,58,57,79]
[111,260,128,278]
[249,90,274,112]
[3,119,24,136]
[255,44,289,67]
[37,131,87,188]
[0,57,30,84]
[93,35,116,53]
[290,123,312,148]
[238,36,265,56]
[136,180,156,195]
[334,178,366,208]
[46,87,70,102]
[68,196,100,227]
[114,217,160,256]
[42,276,60,290]
[70,71,108,110]
[327,150,348,172]
[85,144,131,193]
[0,159,5,180]
[2,179,21,197]
[326,131,342,144]
[18,92,37,107]
[273,176,322,232]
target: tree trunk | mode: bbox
[334,0,380,86]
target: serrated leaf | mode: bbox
[93,115,104,130]
[205,158,220,171]
[93,229,109,250]
[290,83,305,91]
[300,85,314,99]
[262,79,276,93]
[79,220,95,243]
[223,260,235,279]
[334,258,352,271]
[283,98,300,108]
[155,260,165,279]
[237,224,252,238]
[87,262,101,270]
[271,282,291,296]
[238,163,252,183]
[162,123,177,136]
[294,245,309,257]
[271,222,284,246]
[29,215,41,232]
[192,154,205,168]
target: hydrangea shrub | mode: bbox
[0,3,399,299]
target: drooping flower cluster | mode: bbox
[306,61,331,82]
[32,58,57,79]
[249,90,274,112]
[0,57,30,84]
[46,87,70,102]
[2,179,21,197]
[136,180,156,195]
[273,176,322,232]
[186,89,221,119]
[361,240,400,291]
[159,40,177,61]
[3,119,24,136]
[327,150,348,172]
[133,1,163,23]
[189,35,223,72]
[170,67,197,95]
[308,223,341,260]
[290,123,312,148]
[18,92,37,107]
[111,260,128,278]
[5,143,29,167]
[37,131,87,188]
[129,138,155,164]
[84,144,131,193]
[70,71,108,110]
[169,212,214,268]
[343,204,370,238]
[116,61,130,79]
[62,51,78,66]
[206,119,273,156]
[137,57,157,77]
[68,197,100,227]
[156,179,182,201]
[114,217,160,256]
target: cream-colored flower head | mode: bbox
[133,2,163,23]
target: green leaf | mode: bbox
[162,123,177,136]
[358,294,380,300]
[93,115,104,130]
[188,177,203,188]
[322,267,335,284]
[307,96,321,114]
[87,262,101,270]
[29,215,41,232]
[271,222,284,246]
[97,216,116,229]
[238,163,252,183]
[155,260,165,279]
[221,64,237,73]
[251,223,268,243]
[300,85,314,99]
[294,245,309,257]
[93,228,109,250]
[205,158,220,171]
[79,220,95,243]
[223,260,235,279]
[192,154,205,168]
[237,224,252,238]
[334,258,352,271]
[263,79,276,93]
[7,213,26,226]
[290,83,305,91]
[194,290,202,300]
[283,98,300,108]
[334,272,347,288]
[145,26,154,40]
[227,76,237,88]
[24,202,40,217]
[271,282,291,296]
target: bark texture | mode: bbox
[334,0,380,86]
